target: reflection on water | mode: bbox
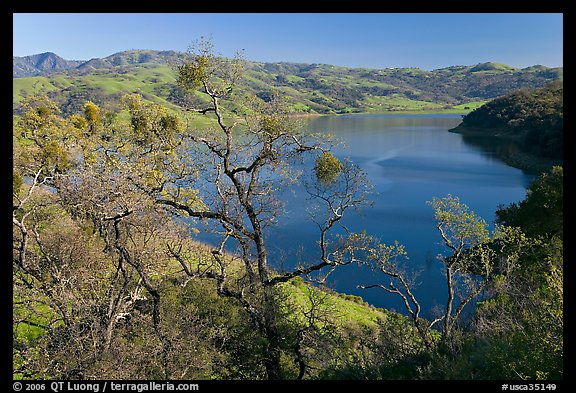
[460,133,524,164]
[197,114,536,316]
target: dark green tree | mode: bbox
[496,166,563,239]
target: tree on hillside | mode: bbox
[13,93,201,378]
[158,38,371,379]
[496,166,563,239]
[429,168,563,379]
[12,97,134,376]
[13,40,371,379]
[481,166,563,379]
[357,195,529,347]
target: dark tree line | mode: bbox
[460,82,563,160]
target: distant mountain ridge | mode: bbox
[13,50,563,115]
[13,50,182,77]
[77,50,182,72]
[13,52,84,77]
[13,50,563,79]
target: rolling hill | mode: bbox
[449,81,563,173]
[13,50,563,115]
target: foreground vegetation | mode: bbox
[13,42,562,380]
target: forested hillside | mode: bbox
[14,50,562,115]
[450,82,563,172]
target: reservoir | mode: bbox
[195,114,535,318]
[268,114,534,316]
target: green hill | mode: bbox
[450,82,563,172]
[13,50,563,116]
[469,61,518,72]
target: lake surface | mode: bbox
[270,114,535,316]
[196,114,535,317]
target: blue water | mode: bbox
[195,114,535,318]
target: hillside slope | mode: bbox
[450,82,563,172]
[13,50,563,115]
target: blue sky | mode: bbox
[13,13,563,70]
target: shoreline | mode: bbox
[291,109,471,118]
[449,124,561,175]
[448,124,515,137]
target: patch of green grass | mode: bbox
[291,102,312,113]
[13,77,60,104]
[451,101,487,111]
[362,94,444,112]
[13,295,59,343]
[285,75,306,84]
[14,65,184,111]
[283,276,395,329]
[470,62,518,72]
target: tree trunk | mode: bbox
[262,287,282,380]
[444,266,454,338]
[263,332,282,380]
